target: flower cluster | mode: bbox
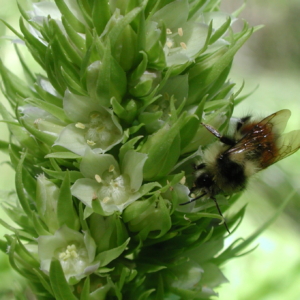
[0,0,256,299]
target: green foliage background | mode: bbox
[0,0,300,299]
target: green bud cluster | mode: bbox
[0,0,257,299]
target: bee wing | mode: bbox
[270,130,300,164]
[226,109,297,169]
[226,110,291,155]
[261,109,291,135]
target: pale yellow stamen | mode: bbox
[75,122,86,129]
[59,244,78,260]
[87,140,96,146]
[103,196,110,203]
[180,42,187,49]
[180,176,186,185]
[178,28,183,36]
[166,40,173,48]
[34,118,42,125]
[90,113,100,118]
[95,174,102,183]
[166,28,172,34]
[109,165,115,172]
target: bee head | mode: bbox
[194,172,214,189]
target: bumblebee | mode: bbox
[181,109,300,232]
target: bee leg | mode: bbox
[201,123,235,146]
[193,163,206,170]
[179,192,207,205]
[211,196,230,233]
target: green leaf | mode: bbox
[209,17,231,45]
[140,113,190,180]
[24,98,69,123]
[49,260,78,300]
[15,151,32,218]
[107,3,145,47]
[45,152,81,159]
[0,19,24,40]
[92,0,111,35]
[61,16,86,52]
[96,238,130,267]
[41,168,84,182]
[205,26,253,86]
[32,212,51,236]
[54,0,85,33]
[215,190,296,264]
[57,172,80,230]
[34,82,63,108]
[19,18,47,62]
[80,276,90,300]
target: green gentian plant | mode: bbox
[0,0,284,299]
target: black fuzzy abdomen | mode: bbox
[216,154,246,192]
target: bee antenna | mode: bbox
[211,196,230,234]
[179,193,207,205]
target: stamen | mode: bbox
[180,176,186,185]
[95,174,102,183]
[180,42,187,49]
[75,122,86,129]
[166,40,173,48]
[87,140,96,146]
[178,28,183,36]
[103,197,110,203]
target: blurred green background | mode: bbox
[1,0,300,299]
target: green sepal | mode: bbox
[54,0,85,33]
[24,97,69,123]
[49,260,78,300]
[57,172,80,231]
[87,39,127,106]
[44,46,66,95]
[9,144,37,200]
[89,213,129,253]
[106,3,146,47]
[129,70,161,98]
[0,60,34,106]
[17,109,57,148]
[45,152,81,159]
[61,66,88,96]
[42,168,84,183]
[205,26,253,88]
[111,98,138,123]
[209,17,231,45]
[14,44,35,84]
[61,16,86,52]
[80,276,90,300]
[92,0,111,35]
[34,82,63,108]
[113,24,138,71]
[119,136,143,163]
[211,82,236,101]
[19,18,47,67]
[123,195,171,240]
[0,18,24,40]
[32,212,52,236]
[14,151,33,218]
[129,51,148,82]
[95,238,130,267]
[0,102,38,152]
[140,112,189,181]
[49,19,83,66]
